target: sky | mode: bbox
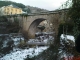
[10,0,68,11]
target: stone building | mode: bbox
[0,4,22,15]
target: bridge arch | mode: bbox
[28,18,46,39]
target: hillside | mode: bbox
[0,1,25,8]
[24,6,48,13]
[0,1,48,13]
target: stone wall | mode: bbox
[0,9,67,39]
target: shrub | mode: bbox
[18,40,27,49]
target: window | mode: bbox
[5,8,6,11]
[11,9,13,11]
[11,12,12,14]
[7,8,9,10]
[19,10,21,13]
[16,9,17,12]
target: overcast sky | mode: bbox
[10,0,67,11]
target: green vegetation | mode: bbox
[7,18,20,33]
[68,0,80,39]
[18,40,27,49]
[0,38,14,55]
[58,0,80,39]
[0,16,20,33]
[23,8,31,13]
[0,1,25,8]
[58,22,74,37]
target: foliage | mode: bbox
[0,16,20,33]
[7,18,20,33]
[58,23,74,38]
[18,40,27,49]
[23,8,31,13]
[0,1,25,8]
[59,0,72,9]
[68,0,80,39]
[14,17,19,23]
[0,38,14,55]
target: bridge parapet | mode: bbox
[0,9,68,39]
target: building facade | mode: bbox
[0,4,22,15]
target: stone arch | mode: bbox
[28,18,46,39]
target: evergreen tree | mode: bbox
[68,0,80,53]
[0,1,25,8]
[68,0,80,39]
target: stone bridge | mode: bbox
[0,9,68,39]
